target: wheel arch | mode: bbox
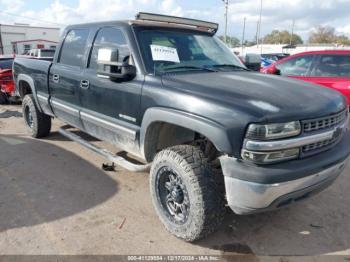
[140,107,232,162]
[16,74,43,112]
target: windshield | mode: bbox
[135,28,245,74]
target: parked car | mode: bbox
[13,13,350,241]
[238,53,261,71]
[25,48,56,61]
[261,53,290,62]
[261,57,273,68]
[0,56,15,104]
[261,50,350,104]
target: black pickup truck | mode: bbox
[13,13,350,241]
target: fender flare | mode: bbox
[140,107,232,160]
[16,74,43,112]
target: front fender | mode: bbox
[140,107,233,160]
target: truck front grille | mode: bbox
[302,135,340,154]
[303,109,348,133]
[301,109,348,156]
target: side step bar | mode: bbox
[58,128,151,172]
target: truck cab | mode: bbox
[13,13,350,242]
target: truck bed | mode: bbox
[13,57,52,96]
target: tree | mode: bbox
[218,35,240,47]
[243,40,256,47]
[263,30,303,45]
[335,35,350,45]
[308,26,350,45]
[308,26,336,44]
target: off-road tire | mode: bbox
[150,145,226,242]
[0,92,8,104]
[22,94,51,138]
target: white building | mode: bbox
[232,43,350,56]
[0,23,60,55]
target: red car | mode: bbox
[0,56,15,104]
[261,50,350,105]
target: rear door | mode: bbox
[308,54,350,104]
[79,27,143,153]
[49,28,90,128]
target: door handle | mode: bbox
[53,74,59,83]
[80,80,90,89]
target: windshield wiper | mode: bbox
[162,65,217,73]
[209,64,250,71]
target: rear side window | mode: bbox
[276,55,314,76]
[89,27,129,69]
[41,50,55,57]
[0,59,13,70]
[59,29,89,67]
[312,55,350,77]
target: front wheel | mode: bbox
[150,145,226,242]
[22,94,51,138]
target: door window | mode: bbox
[312,54,350,77]
[276,55,314,76]
[59,29,89,67]
[89,27,130,69]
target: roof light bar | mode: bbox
[135,12,218,33]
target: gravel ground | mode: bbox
[0,104,350,257]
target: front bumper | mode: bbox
[224,159,347,214]
[220,132,350,215]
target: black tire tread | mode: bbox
[150,145,225,242]
[22,94,51,138]
[0,92,8,104]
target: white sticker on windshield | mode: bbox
[150,45,180,63]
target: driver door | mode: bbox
[80,27,143,152]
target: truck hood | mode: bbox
[161,71,346,122]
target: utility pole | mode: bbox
[255,21,259,45]
[257,0,263,51]
[290,19,295,46]
[241,17,246,54]
[222,0,229,44]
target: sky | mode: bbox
[1,0,350,42]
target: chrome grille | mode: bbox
[301,109,348,156]
[302,136,340,153]
[303,109,348,133]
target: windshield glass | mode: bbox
[135,28,245,74]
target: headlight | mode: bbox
[246,121,301,140]
[242,148,300,164]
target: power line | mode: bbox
[0,11,65,26]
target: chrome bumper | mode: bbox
[224,158,348,215]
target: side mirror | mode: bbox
[97,48,136,81]
[244,53,261,72]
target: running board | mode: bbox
[58,128,151,172]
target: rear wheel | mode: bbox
[22,94,51,138]
[150,145,226,242]
[0,92,8,104]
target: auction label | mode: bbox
[150,45,180,63]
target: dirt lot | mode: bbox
[0,104,350,256]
